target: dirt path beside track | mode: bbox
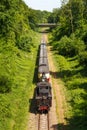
[45,32,67,129]
[47,45,67,130]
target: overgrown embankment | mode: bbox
[0,0,41,129]
[50,47,87,130]
[0,33,40,130]
[48,1,87,129]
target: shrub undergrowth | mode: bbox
[0,32,40,130]
[53,52,87,130]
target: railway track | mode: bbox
[36,112,50,130]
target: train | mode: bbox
[35,40,52,113]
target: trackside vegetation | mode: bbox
[1,0,87,130]
[49,0,87,129]
[0,0,51,129]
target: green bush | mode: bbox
[0,75,12,93]
[16,36,33,52]
[55,55,70,70]
[78,51,87,66]
[53,35,85,57]
[75,25,87,45]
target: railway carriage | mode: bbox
[38,57,49,81]
[38,42,50,82]
[40,48,47,58]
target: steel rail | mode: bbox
[38,112,50,130]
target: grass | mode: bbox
[0,52,35,130]
[52,51,87,130]
[0,33,41,130]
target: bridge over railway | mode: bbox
[37,23,57,27]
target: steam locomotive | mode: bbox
[35,41,52,112]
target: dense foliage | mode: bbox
[0,0,49,129]
[49,0,87,129]
[0,0,33,93]
[1,0,87,129]
[28,8,51,30]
